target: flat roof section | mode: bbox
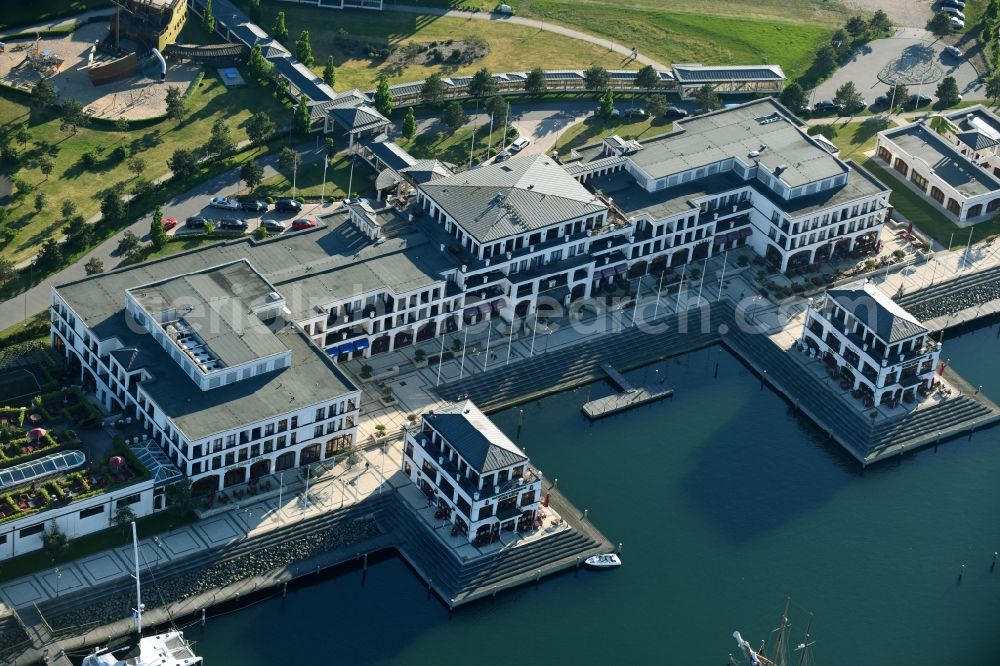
[627,99,847,189]
[885,124,999,197]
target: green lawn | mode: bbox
[0,0,110,32]
[0,69,290,265]
[823,117,889,162]
[255,153,377,201]
[555,114,671,152]
[0,310,50,347]
[398,119,516,167]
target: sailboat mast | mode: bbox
[797,615,814,666]
[132,521,142,636]
[771,597,791,666]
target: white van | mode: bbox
[509,136,530,153]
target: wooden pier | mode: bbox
[582,363,674,419]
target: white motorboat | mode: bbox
[585,553,622,568]
[82,522,202,666]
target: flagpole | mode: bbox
[505,315,515,365]
[502,102,510,150]
[964,227,974,268]
[717,251,729,301]
[484,319,492,371]
[487,112,495,158]
[435,329,446,386]
[529,311,538,356]
[675,263,686,313]
[459,326,468,378]
[652,270,664,319]
[695,258,707,308]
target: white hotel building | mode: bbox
[52,260,361,496]
[402,401,541,543]
[801,280,941,407]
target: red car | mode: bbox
[291,217,317,231]
[161,216,178,231]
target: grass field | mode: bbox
[398,120,516,166]
[0,0,110,32]
[256,153,377,201]
[555,114,671,152]
[0,69,290,265]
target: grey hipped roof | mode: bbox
[424,401,527,474]
[955,131,997,151]
[420,154,606,243]
[329,104,390,134]
[400,159,454,184]
[827,281,927,343]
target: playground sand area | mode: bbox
[0,22,198,120]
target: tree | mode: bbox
[833,81,864,114]
[869,9,892,35]
[295,30,314,67]
[60,99,88,135]
[420,73,447,106]
[149,204,167,249]
[645,94,669,118]
[168,148,197,182]
[240,159,264,191]
[692,84,721,112]
[928,12,952,36]
[325,136,336,157]
[831,28,850,55]
[247,44,273,81]
[101,191,126,225]
[61,200,77,219]
[599,87,615,121]
[323,56,336,88]
[253,226,269,241]
[32,79,57,108]
[165,86,186,123]
[846,15,868,38]
[374,75,394,116]
[204,220,215,234]
[128,155,146,179]
[35,238,62,270]
[402,106,417,140]
[42,521,69,562]
[64,214,92,251]
[936,76,961,107]
[248,0,262,23]
[205,118,235,158]
[34,193,46,213]
[115,117,129,133]
[469,68,497,98]
[0,257,16,284]
[117,230,141,257]
[442,101,468,133]
[813,45,838,75]
[245,111,276,147]
[294,95,311,136]
[203,0,215,33]
[38,155,54,180]
[15,126,31,150]
[635,64,660,92]
[987,73,1000,103]
[888,83,909,108]
[584,65,610,92]
[779,82,807,113]
[278,147,299,174]
[165,478,193,518]
[485,95,506,122]
[273,11,288,44]
[112,506,136,537]
[525,67,547,96]
[84,257,104,275]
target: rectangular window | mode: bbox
[265,423,274,437]
[314,425,323,438]
[278,419,288,432]
[290,416,298,429]
[80,505,104,519]
[20,524,44,538]
[315,408,325,421]
[277,435,287,449]
[116,494,141,508]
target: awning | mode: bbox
[491,298,507,312]
[463,306,479,317]
[613,262,628,275]
[336,343,355,355]
[713,233,730,245]
[595,267,612,279]
[738,227,753,238]
[353,338,370,351]
[477,302,492,315]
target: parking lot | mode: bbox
[164,197,327,238]
[812,27,983,109]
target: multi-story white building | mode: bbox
[876,106,1000,223]
[801,280,941,407]
[52,259,361,496]
[563,98,892,274]
[402,401,541,543]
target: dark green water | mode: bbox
[193,319,1000,665]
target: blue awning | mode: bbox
[336,343,355,355]
[353,338,370,351]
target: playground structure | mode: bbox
[23,35,65,76]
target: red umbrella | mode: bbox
[29,428,46,440]
[542,493,550,507]
[109,455,125,470]
[906,222,913,235]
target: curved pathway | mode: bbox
[384,4,669,72]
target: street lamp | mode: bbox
[54,567,62,597]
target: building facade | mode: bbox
[801,280,941,407]
[402,401,541,543]
[51,259,361,496]
[876,106,1000,223]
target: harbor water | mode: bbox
[193,318,1000,664]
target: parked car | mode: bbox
[624,107,648,118]
[217,218,248,231]
[185,216,209,229]
[873,95,888,107]
[950,17,965,28]
[238,198,268,212]
[274,198,302,212]
[940,0,965,7]
[664,106,689,119]
[260,219,287,233]
[494,150,511,162]
[944,45,964,59]
[209,196,239,210]
[940,6,964,19]
[910,93,933,107]
[291,217,318,231]
[161,216,178,231]
[814,100,842,113]
[509,136,530,153]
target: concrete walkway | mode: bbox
[386,4,669,71]
[0,8,114,39]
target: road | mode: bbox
[0,143,328,328]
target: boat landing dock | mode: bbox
[582,363,673,419]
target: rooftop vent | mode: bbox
[266,291,282,302]
[748,150,760,158]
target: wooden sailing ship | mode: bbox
[730,598,815,666]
